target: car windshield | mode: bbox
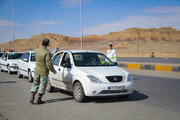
[0,53,4,57]
[31,53,36,62]
[8,53,23,59]
[73,52,115,67]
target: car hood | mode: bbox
[78,66,128,82]
[8,60,20,64]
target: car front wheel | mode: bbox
[0,66,4,72]
[73,82,86,102]
[28,70,33,83]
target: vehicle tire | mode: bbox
[28,70,33,83]
[47,78,54,92]
[7,65,11,75]
[73,82,86,102]
[0,66,4,72]
[17,68,23,78]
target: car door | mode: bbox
[19,53,27,75]
[23,53,30,76]
[19,53,25,75]
[50,52,64,88]
[59,52,73,90]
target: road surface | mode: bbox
[0,71,180,120]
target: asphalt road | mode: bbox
[0,71,180,120]
[117,57,180,64]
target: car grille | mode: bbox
[106,76,123,82]
[99,89,128,94]
[10,66,18,69]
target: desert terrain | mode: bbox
[0,27,180,58]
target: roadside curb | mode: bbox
[118,63,180,72]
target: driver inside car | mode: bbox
[86,55,98,65]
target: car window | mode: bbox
[8,53,23,59]
[73,53,115,67]
[31,53,36,62]
[25,53,30,62]
[52,52,63,66]
[2,53,7,60]
[21,53,26,60]
[1,53,5,59]
[61,53,70,66]
[73,54,85,66]
[21,53,28,61]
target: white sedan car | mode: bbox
[17,51,36,82]
[48,50,134,102]
[0,52,23,74]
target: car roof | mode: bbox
[7,52,24,54]
[64,50,100,53]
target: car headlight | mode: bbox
[127,74,133,82]
[87,75,102,83]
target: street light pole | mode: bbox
[80,0,83,50]
[137,29,140,55]
[12,0,15,51]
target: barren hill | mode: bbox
[0,27,180,57]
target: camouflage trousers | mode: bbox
[30,74,48,95]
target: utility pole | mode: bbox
[137,29,140,55]
[80,0,83,50]
[12,0,15,51]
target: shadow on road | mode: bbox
[132,77,141,80]
[50,88,73,96]
[0,81,17,84]
[86,90,149,103]
[45,97,73,104]
[44,89,73,104]
[48,88,148,103]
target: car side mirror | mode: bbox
[62,63,71,68]
[23,58,28,62]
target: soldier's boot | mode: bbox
[29,92,35,104]
[37,94,45,104]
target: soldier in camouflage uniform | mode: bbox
[30,39,57,104]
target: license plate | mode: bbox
[108,86,125,91]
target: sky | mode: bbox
[0,0,180,44]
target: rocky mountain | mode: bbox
[0,27,180,57]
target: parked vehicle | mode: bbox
[0,52,4,70]
[0,52,4,65]
[17,51,36,82]
[48,50,134,102]
[0,52,24,74]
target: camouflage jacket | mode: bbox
[34,46,55,76]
